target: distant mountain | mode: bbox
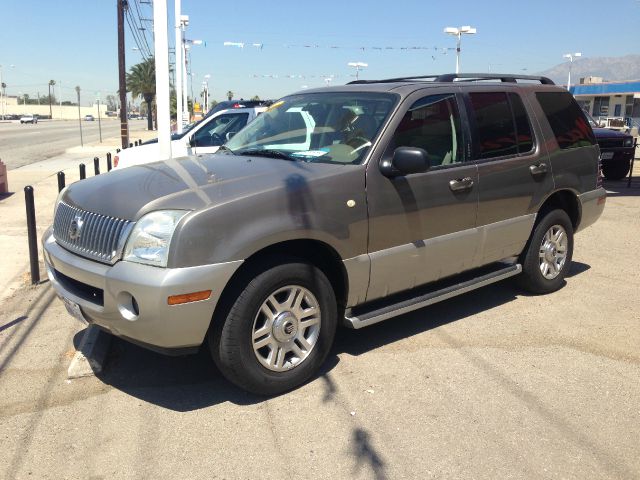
[538,55,640,85]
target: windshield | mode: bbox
[583,110,599,128]
[225,92,397,164]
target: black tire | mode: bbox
[209,261,337,395]
[517,209,574,294]
[602,160,631,180]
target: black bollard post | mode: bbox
[94,156,100,175]
[138,138,142,145]
[107,152,112,171]
[79,163,86,180]
[57,171,65,192]
[24,186,40,285]
[116,148,121,153]
[129,142,133,148]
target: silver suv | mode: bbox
[43,74,606,395]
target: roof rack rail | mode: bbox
[347,75,440,85]
[347,73,555,85]
[435,73,555,84]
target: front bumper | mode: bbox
[42,228,242,351]
[576,187,606,233]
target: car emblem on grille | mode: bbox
[68,215,84,240]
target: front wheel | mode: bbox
[517,209,574,294]
[602,160,631,181]
[209,261,337,395]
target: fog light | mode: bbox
[117,291,139,321]
[167,290,212,305]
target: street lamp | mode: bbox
[444,25,477,74]
[347,62,368,81]
[563,52,582,91]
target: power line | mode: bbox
[125,5,151,58]
[131,0,153,56]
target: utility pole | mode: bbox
[153,0,171,160]
[97,98,103,142]
[118,0,129,148]
[174,0,183,133]
[76,86,83,147]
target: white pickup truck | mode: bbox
[114,105,267,169]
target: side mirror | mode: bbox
[380,147,430,177]
[226,131,237,141]
[188,136,196,147]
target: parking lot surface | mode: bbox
[1,178,639,479]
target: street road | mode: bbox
[0,120,150,169]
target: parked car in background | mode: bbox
[113,105,267,169]
[84,114,95,122]
[584,111,636,180]
[43,74,606,395]
[20,114,38,124]
[105,111,118,117]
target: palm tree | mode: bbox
[48,80,55,119]
[226,90,233,101]
[126,57,155,131]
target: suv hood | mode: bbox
[62,153,348,221]
[592,127,630,139]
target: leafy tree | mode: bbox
[251,95,260,101]
[126,57,155,131]
[48,80,56,118]
[226,90,233,101]
[106,94,118,112]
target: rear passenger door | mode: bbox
[465,88,554,267]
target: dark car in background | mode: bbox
[585,112,636,180]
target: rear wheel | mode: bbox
[602,160,631,180]
[209,261,337,395]
[517,209,573,294]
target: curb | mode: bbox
[67,325,111,379]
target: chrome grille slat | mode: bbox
[52,201,134,264]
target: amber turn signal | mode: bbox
[167,290,212,305]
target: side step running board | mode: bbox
[344,264,522,329]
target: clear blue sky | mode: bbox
[1,0,639,106]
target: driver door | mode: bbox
[365,89,479,301]
[190,112,250,155]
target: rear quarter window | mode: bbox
[536,91,596,149]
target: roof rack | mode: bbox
[347,73,555,85]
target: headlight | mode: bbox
[123,210,188,267]
[623,137,633,147]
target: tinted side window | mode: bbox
[509,93,534,154]
[392,94,464,166]
[536,91,596,149]
[469,92,517,159]
[194,113,249,147]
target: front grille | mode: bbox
[53,201,134,264]
[54,268,104,306]
[598,138,624,149]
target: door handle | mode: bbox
[449,177,474,192]
[529,163,548,176]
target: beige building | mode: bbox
[1,95,114,120]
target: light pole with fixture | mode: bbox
[563,52,582,91]
[443,25,477,74]
[348,62,368,81]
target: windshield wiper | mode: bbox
[217,145,236,155]
[236,149,295,160]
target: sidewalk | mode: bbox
[0,130,156,305]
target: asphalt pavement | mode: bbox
[0,173,639,479]
[0,119,150,169]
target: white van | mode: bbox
[113,106,267,169]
